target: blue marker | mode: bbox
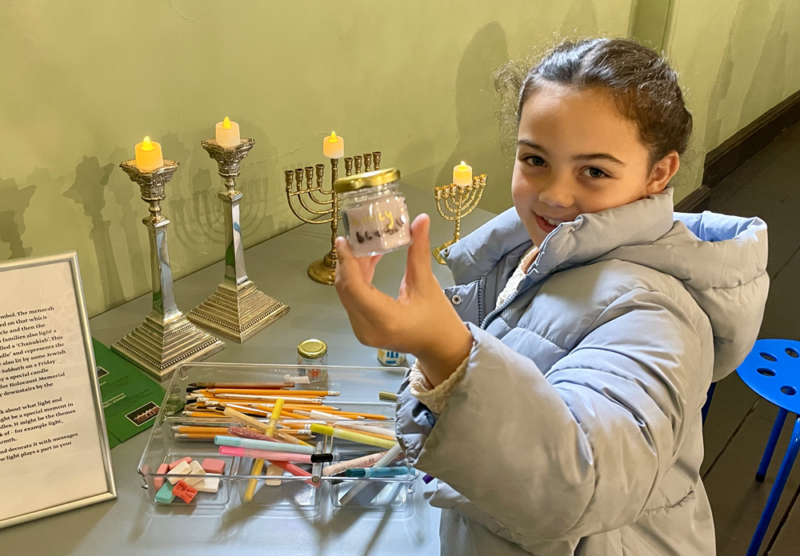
[345,466,410,478]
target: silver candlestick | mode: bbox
[113,159,225,380]
[187,138,289,342]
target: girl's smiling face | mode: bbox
[512,82,680,247]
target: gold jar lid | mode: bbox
[334,168,400,194]
[298,338,327,359]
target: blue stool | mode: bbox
[736,338,800,556]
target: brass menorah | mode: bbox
[432,174,487,265]
[285,152,381,285]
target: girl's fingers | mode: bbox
[404,214,433,288]
[335,236,364,285]
[335,238,387,315]
[361,254,383,283]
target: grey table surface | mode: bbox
[0,184,497,555]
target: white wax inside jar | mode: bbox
[343,195,411,257]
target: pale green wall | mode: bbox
[656,0,800,202]
[3,1,797,317]
[0,0,633,316]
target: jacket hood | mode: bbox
[446,189,769,380]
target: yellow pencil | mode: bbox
[333,425,395,441]
[245,399,284,501]
[310,423,396,449]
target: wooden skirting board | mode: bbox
[677,89,800,214]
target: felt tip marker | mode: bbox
[214,435,314,455]
[345,466,410,478]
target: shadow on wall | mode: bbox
[0,177,36,259]
[705,0,790,151]
[63,156,123,309]
[559,0,599,38]
[739,2,788,129]
[434,22,510,214]
[427,1,600,216]
[106,146,149,295]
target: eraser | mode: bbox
[284,374,310,384]
[168,457,192,470]
[167,460,192,484]
[184,460,206,487]
[200,458,226,475]
[155,482,175,504]
[265,464,283,487]
[154,463,169,490]
[195,474,221,493]
[172,480,198,504]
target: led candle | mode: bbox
[323,131,345,158]
[134,136,164,171]
[453,161,472,186]
[215,117,241,148]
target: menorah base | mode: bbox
[433,238,457,265]
[308,251,337,285]
[112,313,225,381]
[187,280,290,343]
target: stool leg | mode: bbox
[747,415,800,556]
[756,408,788,482]
[702,382,717,425]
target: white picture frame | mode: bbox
[0,252,116,529]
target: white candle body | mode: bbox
[323,134,345,158]
[453,162,472,186]
[216,120,241,148]
[135,139,164,171]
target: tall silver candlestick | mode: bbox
[113,159,225,380]
[187,138,289,342]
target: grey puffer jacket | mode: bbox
[396,190,768,555]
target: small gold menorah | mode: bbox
[432,174,487,265]
[285,151,381,284]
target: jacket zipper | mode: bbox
[479,222,574,330]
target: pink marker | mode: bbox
[218,446,313,463]
[271,460,318,487]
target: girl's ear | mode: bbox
[646,151,681,195]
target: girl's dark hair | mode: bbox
[497,38,693,168]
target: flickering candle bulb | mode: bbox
[215,117,241,148]
[134,136,164,171]
[453,161,472,186]
[323,131,345,159]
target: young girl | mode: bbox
[335,38,769,555]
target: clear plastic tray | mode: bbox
[137,362,414,513]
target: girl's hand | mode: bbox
[335,214,473,387]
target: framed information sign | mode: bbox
[0,252,116,529]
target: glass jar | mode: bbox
[335,168,411,257]
[297,338,328,382]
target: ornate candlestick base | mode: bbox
[432,175,487,265]
[113,160,224,380]
[188,279,288,343]
[114,313,225,379]
[188,138,289,342]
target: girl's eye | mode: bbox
[525,155,546,167]
[583,167,609,179]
